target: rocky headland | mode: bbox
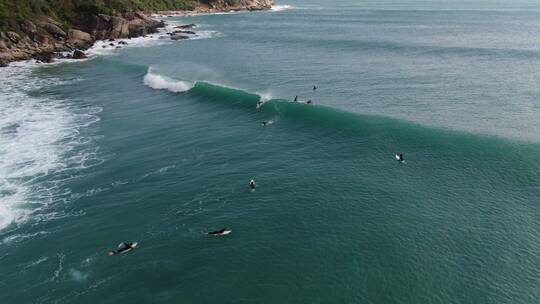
[0,0,273,66]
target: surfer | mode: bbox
[306,100,312,104]
[294,96,298,102]
[249,179,256,189]
[261,121,267,126]
[108,242,136,256]
[398,154,404,162]
[256,101,263,108]
[313,86,317,91]
[208,228,229,236]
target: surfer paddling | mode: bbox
[108,242,137,256]
[207,228,231,236]
[396,154,405,162]
[249,179,256,189]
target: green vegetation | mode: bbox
[0,0,205,32]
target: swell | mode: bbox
[141,70,540,147]
[263,33,540,60]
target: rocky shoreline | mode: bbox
[0,0,273,66]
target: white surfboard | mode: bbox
[210,230,231,236]
[395,155,404,163]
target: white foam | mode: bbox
[144,69,194,93]
[271,5,294,11]
[0,62,102,231]
[69,268,89,281]
[192,30,224,40]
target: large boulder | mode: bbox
[67,29,93,47]
[42,22,67,38]
[170,34,189,40]
[20,20,37,39]
[6,32,21,43]
[33,51,55,63]
[110,16,129,38]
[72,50,87,59]
[175,24,196,29]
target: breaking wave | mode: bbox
[143,69,195,92]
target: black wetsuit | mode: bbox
[294,96,298,102]
[208,229,226,235]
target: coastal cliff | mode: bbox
[0,0,273,66]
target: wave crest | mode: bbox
[143,70,194,93]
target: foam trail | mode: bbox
[144,70,194,93]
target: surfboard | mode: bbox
[210,230,231,236]
[395,155,404,162]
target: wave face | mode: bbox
[0,63,102,231]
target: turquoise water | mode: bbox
[1,1,540,303]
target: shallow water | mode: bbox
[0,1,539,303]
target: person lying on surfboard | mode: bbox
[397,154,404,162]
[108,242,137,256]
[207,229,230,236]
[249,179,256,189]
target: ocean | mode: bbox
[0,1,539,303]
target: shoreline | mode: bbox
[0,1,275,67]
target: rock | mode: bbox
[32,52,55,63]
[108,38,115,42]
[175,24,196,29]
[20,20,37,38]
[118,41,128,45]
[6,32,21,43]
[134,12,152,22]
[109,43,114,46]
[33,33,49,45]
[72,50,87,59]
[67,29,93,48]
[42,22,67,38]
[110,16,129,38]
[102,45,107,48]
[170,34,189,40]
[116,46,122,49]
[68,29,92,42]
[0,40,6,50]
